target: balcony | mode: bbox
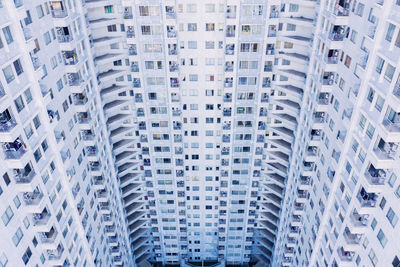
[169,62,179,72]
[224,78,233,88]
[56,27,73,43]
[131,63,139,72]
[0,109,17,134]
[40,227,58,243]
[226,26,236,37]
[133,79,141,88]
[168,48,177,55]
[270,9,279,18]
[333,4,350,16]
[322,72,335,85]
[350,212,369,228]
[225,62,234,72]
[51,8,68,18]
[268,27,277,37]
[63,50,78,65]
[222,123,231,130]
[77,112,91,124]
[126,27,135,38]
[223,108,232,117]
[47,245,64,261]
[86,146,98,157]
[357,188,378,207]
[82,130,95,141]
[224,94,232,102]
[225,44,234,55]
[124,10,133,19]
[312,113,327,124]
[2,138,27,159]
[167,27,177,38]
[172,109,181,116]
[329,26,346,41]
[135,95,143,103]
[337,247,354,262]
[89,161,101,172]
[13,163,35,184]
[383,114,400,133]
[170,78,179,88]
[33,208,50,226]
[364,164,387,185]
[262,78,271,88]
[66,73,83,86]
[73,94,87,105]
[310,129,322,141]
[373,139,397,162]
[343,227,362,244]
[226,6,236,18]
[128,46,137,56]
[165,6,176,19]
[22,191,43,206]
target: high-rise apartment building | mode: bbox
[0,0,399,267]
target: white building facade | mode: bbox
[1,0,400,267]
[273,0,400,266]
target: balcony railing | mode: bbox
[0,118,17,132]
[329,31,345,41]
[57,34,73,43]
[51,9,68,18]
[2,140,27,159]
[14,168,35,183]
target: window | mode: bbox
[371,218,377,230]
[388,173,397,187]
[1,206,13,226]
[386,208,398,227]
[289,4,299,12]
[186,4,197,13]
[287,23,296,31]
[366,123,375,139]
[14,95,25,112]
[24,89,32,104]
[386,23,396,42]
[104,5,113,13]
[188,41,197,49]
[43,32,51,45]
[33,115,41,129]
[2,26,13,44]
[0,253,8,267]
[377,229,388,247]
[344,56,351,68]
[384,63,395,81]
[205,4,215,13]
[12,227,23,247]
[13,196,21,208]
[205,23,215,31]
[13,59,23,75]
[375,57,384,74]
[355,3,365,16]
[350,30,357,43]
[107,24,117,32]
[375,95,384,112]
[368,249,378,266]
[188,23,197,31]
[22,247,32,265]
[2,65,14,83]
[36,5,44,18]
